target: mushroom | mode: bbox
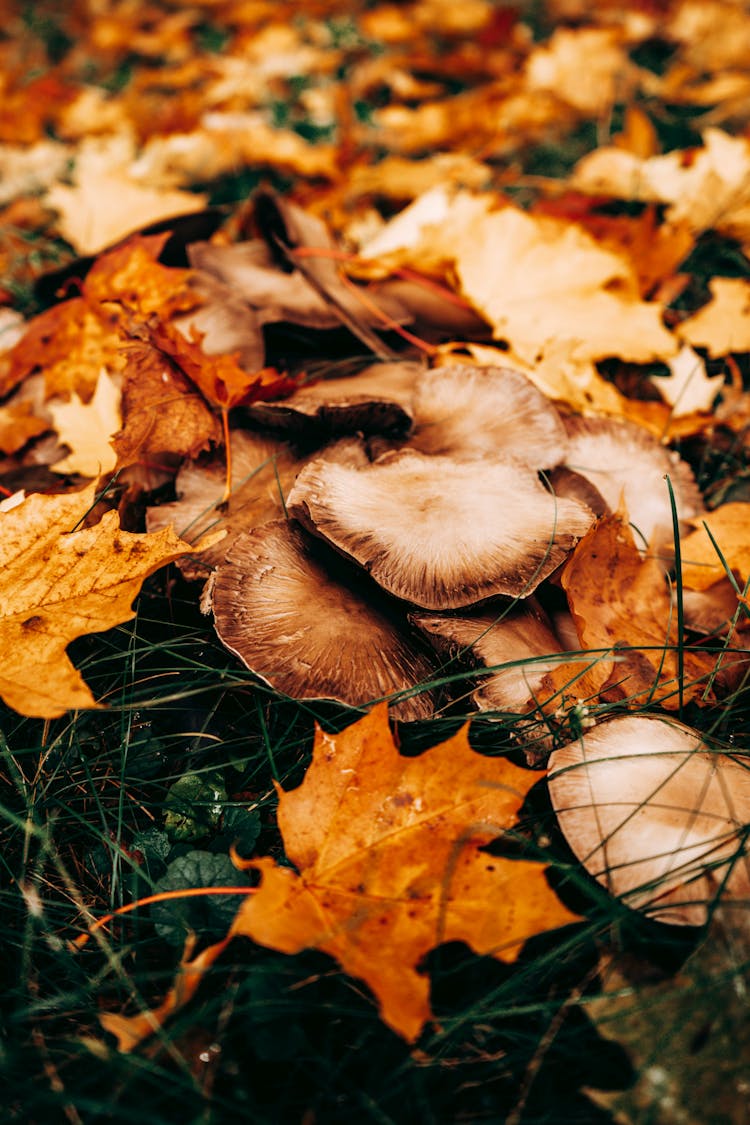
[210,519,438,721]
[411,601,563,714]
[563,415,703,552]
[548,715,750,925]
[146,429,369,578]
[287,449,595,609]
[409,364,568,467]
[244,360,423,439]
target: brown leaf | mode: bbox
[84,232,199,320]
[113,341,221,467]
[543,512,723,710]
[681,504,750,590]
[0,484,221,718]
[0,402,48,455]
[147,318,293,409]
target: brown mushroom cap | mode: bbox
[563,415,704,550]
[287,449,595,610]
[146,431,369,578]
[244,360,423,438]
[548,715,750,925]
[210,519,438,721]
[410,364,568,466]
[412,602,563,713]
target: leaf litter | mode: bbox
[2,0,750,1119]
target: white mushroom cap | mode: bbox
[210,519,438,721]
[548,715,750,925]
[410,364,568,467]
[287,449,595,609]
[563,415,703,551]
[411,602,563,713]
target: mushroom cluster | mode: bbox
[147,360,705,722]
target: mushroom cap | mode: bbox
[244,361,422,438]
[210,519,438,721]
[410,364,567,466]
[563,415,704,550]
[146,431,369,578]
[287,449,595,609]
[548,715,750,925]
[412,602,563,713]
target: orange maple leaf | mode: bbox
[100,705,579,1049]
[83,232,199,320]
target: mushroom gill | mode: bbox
[548,715,750,925]
[411,601,563,713]
[287,449,595,609]
[210,519,438,721]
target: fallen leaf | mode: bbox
[2,298,124,402]
[105,704,579,1047]
[113,341,221,468]
[525,27,632,114]
[50,369,121,477]
[678,278,750,356]
[543,512,722,711]
[681,504,750,591]
[45,133,207,255]
[455,206,677,365]
[650,345,725,415]
[84,232,199,320]
[0,484,221,718]
[229,705,579,1041]
[0,402,48,455]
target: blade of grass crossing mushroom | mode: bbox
[666,474,685,719]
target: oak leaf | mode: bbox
[227,705,579,1041]
[0,484,221,718]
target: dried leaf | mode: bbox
[0,402,48,455]
[544,512,721,710]
[50,369,121,477]
[681,504,750,591]
[678,278,750,357]
[650,345,725,415]
[455,207,677,365]
[45,134,207,255]
[0,484,221,718]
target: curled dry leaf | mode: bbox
[409,363,567,466]
[548,715,750,925]
[104,705,580,1048]
[0,484,222,718]
[287,450,595,610]
[210,520,437,721]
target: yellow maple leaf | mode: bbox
[50,368,121,477]
[455,206,676,365]
[45,133,207,255]
[678,278,750,357]
[0,485,221,718]
[681,504,750,591]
